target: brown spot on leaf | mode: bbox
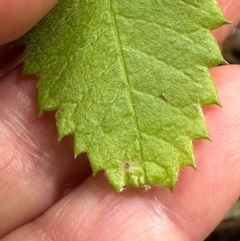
[123,161,131,171]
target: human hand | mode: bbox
[0,1,240,240]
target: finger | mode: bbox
[213,0,240,44]
[0,66,91,238]
[3,65,240,240]
[0,1,239,239]
[0,0,58,45]
[0,0,238,46]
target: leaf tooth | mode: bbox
[175,137,195,168]
[56,104,76,140]
[73,135,88,159]
[143,161,179,189]
[105,169,126,193]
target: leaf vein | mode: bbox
[123,46,192,81]
[116,13,197,41]
[107,0,143,159]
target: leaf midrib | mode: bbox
[107,0,143,160]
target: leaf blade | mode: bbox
[20,0,227,192]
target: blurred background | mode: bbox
[205,24,240,241]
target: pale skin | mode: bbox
[0,0,240,240]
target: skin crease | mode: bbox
[0,0,240,240]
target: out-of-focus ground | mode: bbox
[205,25,240,241]
[222,23,240,64]
[206,199,240,241]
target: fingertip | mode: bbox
[0,0,58,45]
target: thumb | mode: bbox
[0,0,58,45]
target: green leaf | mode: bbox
[19,0,227,192]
